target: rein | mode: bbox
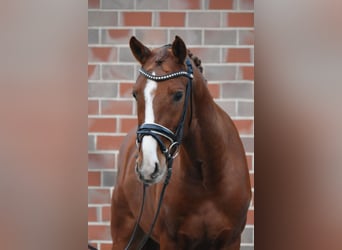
[125,58,193,250]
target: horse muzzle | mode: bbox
[135,160,166,185]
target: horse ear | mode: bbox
[129,36,152,65]
[172,36,187,64]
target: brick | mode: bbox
[241,137,254,153]
[88,11,118,27]
[88,64,95,77]
[102,206,111,222]
[246,155,253,171]
[250,48,254,63]
[241,227,254,244]
[119,47,136,63]
[239,66,254,80]
[88,153,115,169]
[226,48,251,63]
[119,82,135,97]
[120,117,137,133]
[222,82,253,99]
[88,189,111,204]
[88,118,116,133]
[88,100,99,115]
[102,170,116,187]
[233,119,253,135]
[136,0,168,9]
[240,0,254,10]
[88,47,117,62]
[88,64,99,80]
[208,0,233,9]
[215,100,236,116]
[249,173,254,188]
[188,47,220,63]
[88,0,99,9]
[102,0,134,9]
[101,100,133,115]
[239,30,254,45]
[135,29,168,45]
[88,82,118,98]
[237,101,253,116]
[102,29,133,45]
[88,29,99,44]
[204,30,237,45]
[188,12,221,28]
[250,190,254,207]
[207,83,220,98]
[240,245,254,250]
[122,12,152,26]
[205,65,236,81]
[170,29,202,45]
[88,207,98,222]
[88,171,101,186]
[228,13,254,27]
[88,225,111,241]
[159,12,185,27]
[88,135,95,151]
[100,243,113,250]
[102,65,134,81]
[246,210,254,225]
[97,135,125,150]
[169,0,201,9]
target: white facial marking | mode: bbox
[144,76,157,123]
[141,74,159,177]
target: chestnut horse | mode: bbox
[111,36,251,250]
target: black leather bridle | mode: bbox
[124,58,194,250]
[136,58,194,166]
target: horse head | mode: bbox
[129,36,192,185]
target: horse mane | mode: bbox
[187,50,203,73]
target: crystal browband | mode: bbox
[139,68,193,82]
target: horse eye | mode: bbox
[173,91,183,102]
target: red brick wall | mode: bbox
[88,0,254,249]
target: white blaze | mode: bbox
[144,77,157,123]
[141,76,159,176]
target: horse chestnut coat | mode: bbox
[111,36,251,250]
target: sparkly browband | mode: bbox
[139,68,193,82]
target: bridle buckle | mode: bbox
[168,141,180,159]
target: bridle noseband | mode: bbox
[137,123,180,160]
[136,58,193,166]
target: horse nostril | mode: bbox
[151,162,159,179]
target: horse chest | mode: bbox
[165,201,232,243]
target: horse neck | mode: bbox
[189,67,222,141]
[180,69,228,184]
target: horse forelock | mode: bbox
[154,47,170,66]
[151,45,203,73]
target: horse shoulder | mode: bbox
[116,129,137,182]
[113,128,142,215]
[162,199,240,247]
